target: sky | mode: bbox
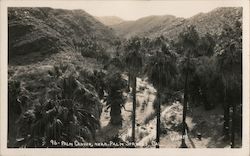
[6,0,243,20]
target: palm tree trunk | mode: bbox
[131,75,136,144]
[156,93,161,148]
[231,102,236,148]
[181,53,190,148]
[230,54,236,148]
[127,72,131,92]
[223,85,230,140]
[181,72,188,147]
[223,99,230,139]
[110,102,122,126]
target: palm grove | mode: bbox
[8,20,242,148]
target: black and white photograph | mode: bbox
[1,0,249,155]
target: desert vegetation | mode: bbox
[8,7,242,148]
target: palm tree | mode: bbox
[217,43,241,147]
[104,72,126,126]
[124,37,143,143]
[217,43,242,147]
[177,25,199,148]
[216,22,242,147]
[103,57,126,126]
[189,33,216,110]
[147,44,177,148]
[16,75,101,147]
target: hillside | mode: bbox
[8,7,119,147]
[111,7,242,39]
[8,7,118,65]
[95,16,125,26]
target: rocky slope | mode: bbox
[111,7,242,39]
[8,7,118,65]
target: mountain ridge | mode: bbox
[111,7,242,39]
[95,16,125,26]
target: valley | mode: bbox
[7,7,242,148]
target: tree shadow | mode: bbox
[187,134,196,148]
[206,136,230,148]
[185,105,235,148]
[95,123,121,143]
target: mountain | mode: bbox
[8,7,118,65]
[111,7,242,39]
[111,15,184,38]
[95,16,125,26]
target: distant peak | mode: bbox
[95,16,125,26]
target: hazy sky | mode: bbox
[6,0,243,20]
